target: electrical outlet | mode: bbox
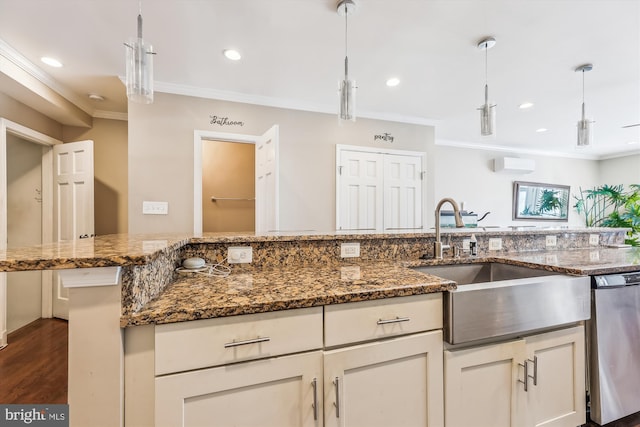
[545,235,557,247]
[341,242,360,258]
[142,201,168,215]
[462,239,471,251]
[228,246,253,264]
[488,238,502,251]
[589,234,599,246]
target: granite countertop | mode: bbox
[122,246,640,327]
[122,261,455,326]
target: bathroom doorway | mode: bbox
[202,140,255,232]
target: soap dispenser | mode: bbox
[470,234,478,256]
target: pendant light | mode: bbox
[575,63,594,148]
[124,1,156,104]
[477,37,497,136]
[337,0,357,122]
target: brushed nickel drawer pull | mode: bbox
[311,378,318,420]
[223,336,271,348]
[333,377,341,418]
[377,316,411,325]
[528,356,538,386]
[518,360,529,392]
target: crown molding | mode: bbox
[93,110,128,121]
[434,138,603,160]
[154,81,439,127]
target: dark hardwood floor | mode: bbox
[584,411,640,427]
[0,318,68,404]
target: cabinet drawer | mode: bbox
[324,294,442,347]
[155,307,323,375]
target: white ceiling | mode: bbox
[0,0,639,158]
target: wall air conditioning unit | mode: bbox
[493,157,535,174]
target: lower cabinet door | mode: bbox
[155,350,323,427]
[324,330,444,427]
[444,339,528,427]
[525,325,586,427]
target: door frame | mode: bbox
[0,118,61,346]
[193,128,278,235]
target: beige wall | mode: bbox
[599,154,640,187]
[202,140,255,232]
[0,92,63,139]
[64,118,128,235]
[6,134,43,333]
[128,93,434,233]
[433,146,601,227]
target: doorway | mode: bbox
[0,118,59,348]
[202,140,255,232]
[6,134,43,333]
[193,125,280,234]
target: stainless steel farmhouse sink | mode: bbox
[411,263,590,345]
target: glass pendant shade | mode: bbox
[576,103,592,148]
[339,57,356,121]
[125,13,154,104]
[479,84,496,136]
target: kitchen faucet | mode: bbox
[434,198,465,259]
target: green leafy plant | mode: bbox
[574,184,640,246]
[537,188,568,217]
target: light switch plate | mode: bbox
[488,238,502,251]
[142,201,168,215]
[545,235,557,247]
[341,242,360,258]
[589,234,599,246]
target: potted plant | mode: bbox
[573,184,640,246]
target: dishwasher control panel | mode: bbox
[593,272,640,288]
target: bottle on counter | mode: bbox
[470,234,478,256]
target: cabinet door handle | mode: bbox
[223,336,270,348]
[518,360,529,392]
[311,378,318,420]
[528,356,538,386]
[333,377,341,418]
[377,316,410,325]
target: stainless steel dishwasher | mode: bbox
[588,271,640,425]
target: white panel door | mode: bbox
[338,150,383,230]
[255,125,279,233]
[383,154,423,231]
[324,331,444,427]
[52,140,94,319]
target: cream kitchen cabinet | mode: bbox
[324,330,444,427]
[148,293,445,427]
[444,325,585,427]
[154,307,324,427]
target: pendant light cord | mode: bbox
[344,3,349,80]
[137,0,143,39]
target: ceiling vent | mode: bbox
[493,157,535,174]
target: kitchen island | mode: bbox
[0,228,638,427]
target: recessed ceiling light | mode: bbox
[536,128,548,133]
[41,56,63,68]
[386,77,400,87]
[519,102,534,109]
[223,49,242,61]
[627,141,639,145]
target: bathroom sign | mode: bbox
[209,115,245,127]
[374,133,394,143]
